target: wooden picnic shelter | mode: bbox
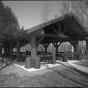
[1,13,88,69]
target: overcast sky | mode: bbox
[3,1,62,30]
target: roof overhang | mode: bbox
[2,12,88,43]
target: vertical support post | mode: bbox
[74,41,79,53]
[43,43,49,54]
[31,36,37,68]
[74,41,79,60]
[62,42,68,62]
[4,43,7,57]
[56,42,58,53]
[56,46,58,53]
[8,47,10,53]
[17,40,20,62]
[52,45,56,64]
[45,46,47,53]
[6,46,9,57]
[53,43,58,53]
[70,41,76,60]
[85,40,88,55]
[0,45,2,56]
[53,42,62,53]
[10,42,13,60]
[6,44,10,53]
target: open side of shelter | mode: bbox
[1,12,88,69]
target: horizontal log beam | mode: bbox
[44,39,71,43]
[45,34,72,40]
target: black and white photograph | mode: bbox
[0,0,88,87]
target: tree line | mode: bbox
[0,1,24,41]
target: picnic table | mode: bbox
[56,52,65,61]
[67,52,77,60]
[38,54,53,63]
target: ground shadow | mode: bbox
[57,61,88,77]
[47,62,88,87]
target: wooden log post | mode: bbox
[52,44,56,64]
[25,57,32,68]
[74,41,79,60]
[0,44,2,56]
[53,42,62,53]
[43,43,49,54]
[53,42,58,53]
[62,42,68,62]
[85,40,88,55]
[69,41,76,60]
[17,40,20,62]
[10,42,13,60]
[53,42,62,60]
[31,36,37,68]
[45,46,47,53]
[7,46,10,53]
[55,43,58,53]
[56,46,58,53]
[6,47,9,57]
[4,43,7,57]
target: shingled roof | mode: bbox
[2,12,88,42]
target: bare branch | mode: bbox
[77,1,88,17]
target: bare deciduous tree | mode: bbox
[61,1,88,54]
[41,1,53,23]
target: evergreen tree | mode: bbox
[0,1,24,40]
